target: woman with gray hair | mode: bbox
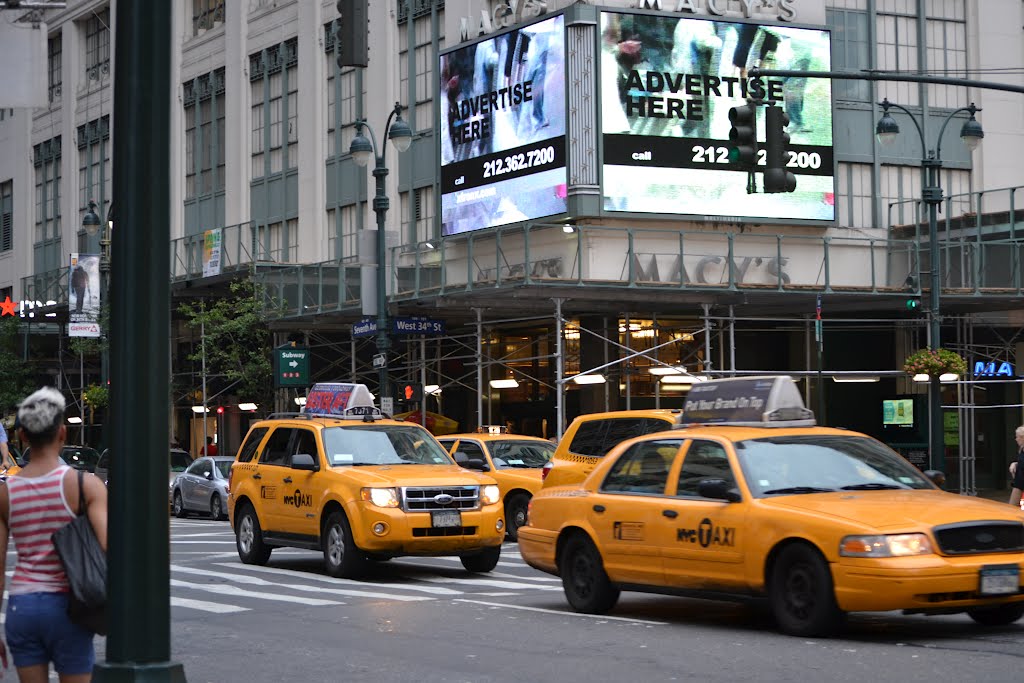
[1010,425,1024,508]
[0,387,107,682]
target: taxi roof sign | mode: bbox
[303,383,379,417]
[676,376,816,428]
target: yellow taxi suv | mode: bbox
[540,408,678,490]
[437,429,555,541]
[519,376,1024,637]
[228,383,505,578]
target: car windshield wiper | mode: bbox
[840,483,906,490]
[762,486,836,495]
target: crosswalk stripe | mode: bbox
[171,596,249,613]
[211,562,463,596]
[169,540,236,545]
[169,578,343,606]
[172,565,432,602]
[415,575,561,591]
[454,598,668,625]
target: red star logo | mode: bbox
[0,296,17,317]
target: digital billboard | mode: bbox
[440,14,567,236]
[600,12,834,222]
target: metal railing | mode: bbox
[256,255,363,319]
[169,221,281,281]
[20,266,68,306]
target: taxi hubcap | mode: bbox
[328,526,345,565]
[783,564,815,619]
[570,552,595,597]
[513,508,527,528]
[239,516,254,553]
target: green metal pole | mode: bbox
[93,1,185,680]
[374,157,391,402]
[924,156,945,475]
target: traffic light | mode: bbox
[763,105,797,193]
[216,406,225,415]
[727,103,758,172]
[397,382,423,402]
[905,298,922,314]
[335,0,369,68]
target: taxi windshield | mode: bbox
[489,440,555,469]
[734,435,934,497]
[321,425,455,467]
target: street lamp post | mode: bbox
[82,199,113,387]
[349,102,412,405]
[875,98,984,475]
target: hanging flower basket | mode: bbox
[902,348,968,377]
[83,384,109,409]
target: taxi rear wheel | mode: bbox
[769,544,845,637]
[460,546,500,573]
[967,602,1024,626]
[236,505,272,565]
[323,511,366,579]
[504,493,530,542]
[560,534,619,614]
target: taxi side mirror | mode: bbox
[291,453,319,471]
[923,469,946,488]
[698,478,741,502]
[455,452,490,472]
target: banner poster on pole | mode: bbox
[202,228,223,277]
[68,253,101,338]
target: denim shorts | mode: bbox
[5,592,95,673]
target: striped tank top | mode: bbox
[7,465,75,595]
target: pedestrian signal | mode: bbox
[397,382,423,402]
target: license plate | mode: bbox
[432,510,461,528]
[979,565,1020,595]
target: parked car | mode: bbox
[98,448,193,488]
[21,445,101,473]
[171,456,234,519]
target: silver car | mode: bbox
[171,456,233,520]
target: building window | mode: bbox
[399,12,442,132]
[1,180,12,254]
[400,186,435,246]
[192,0,225,35]
[876,3,919,105]
[925,0,968,109]
[250,39,299,179]
[84,8,111,82]
[77,116,110,222]
[184,68,226,199]
[324,21,361,158]
[326,205,358,260]
[48,33,62,103]
[257,218,298,263]
[825,9,869,102]
[33,137,62,273]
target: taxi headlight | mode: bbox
[480,485,501,506]
[360,487,400,508]
[839,533,933,557]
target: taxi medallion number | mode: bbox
[432,510,462,528]
[979,565,1019,595]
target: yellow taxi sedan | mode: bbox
[519,376,1024,637]
[438,431,555,540]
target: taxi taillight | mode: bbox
[541,461,553,481]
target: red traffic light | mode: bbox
[216,406,225,414]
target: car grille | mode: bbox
[933,521,1024,555]
[412,526,478,537]
[401,486,479,512]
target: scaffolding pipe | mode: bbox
[555,298,565,440]
[475,308,483,430]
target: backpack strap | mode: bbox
[77,468,86,516]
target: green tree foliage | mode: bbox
[0,318,36,416]
[177,279,274,403]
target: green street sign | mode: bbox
[275,347,310,388]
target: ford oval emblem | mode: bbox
[434,494,454,506]
[976,532,995,544]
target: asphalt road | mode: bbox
[6,519,1021,681]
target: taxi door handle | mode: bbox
[283,477,293,484]
[662,510,678,519]
[592,505,605,513]
[252,473,262,480]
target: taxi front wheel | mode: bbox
[769,544,845,637]
[323,511,367,579]
[460,546,500,573]
[236,505,272,566]
[967,602,1024,626]
[560,534,620,614]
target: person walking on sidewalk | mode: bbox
[1009,425,1024,508]
[0,387,108,682]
